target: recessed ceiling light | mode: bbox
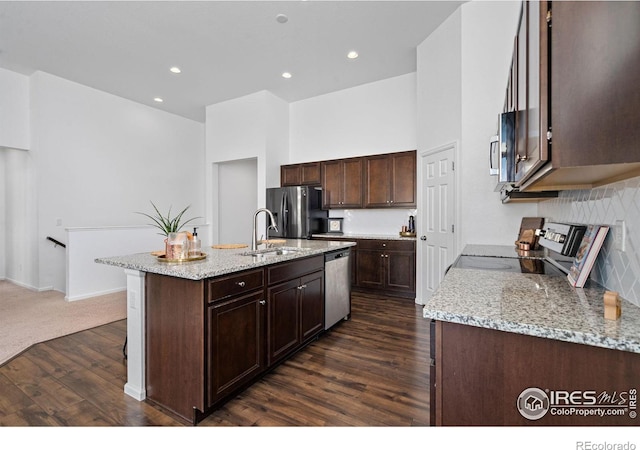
[170,66,181,74]
[347,50,359,59]
[282,72,292,79]
[153,97,164,103]
[276,14,288,24]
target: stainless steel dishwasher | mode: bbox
[324,248,351,330]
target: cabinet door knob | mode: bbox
[420,236,427,241]
[259,300,266,305]
[235,281,246,287]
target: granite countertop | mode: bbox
[312,233,416,241]
[96,239,355,281]
[423,245,640,354]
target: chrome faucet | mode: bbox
[251,208,278,251]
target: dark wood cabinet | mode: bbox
[321,157,363,209]
[431,320,640,426]
[208,289,265,405]
[364,150,416,208]
[281,151,417,209]
[513,0,640,191]
[145,255,326,424]
[267,255,324,366]
[281,162,321,186]
[354,239,416,299]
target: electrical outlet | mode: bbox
[55,218,62,226]
[614,220,626,252]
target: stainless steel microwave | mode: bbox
[490,111,516,192]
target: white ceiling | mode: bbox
[0,1,464,122]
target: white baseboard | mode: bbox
[5,277,40,292]
[65,286,126,302]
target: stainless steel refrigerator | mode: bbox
[266,186,328,239]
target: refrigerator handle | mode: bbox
[281,190,288,232]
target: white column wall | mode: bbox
[205,90,289,245]
[17,71,205,293]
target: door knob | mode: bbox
[420,236,427,241]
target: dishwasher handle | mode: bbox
[325,249,350,262]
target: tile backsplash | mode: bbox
[538,175,640,307]
[328,209,418,236]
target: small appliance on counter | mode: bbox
[326,217,344,235]
[400,215,416,237]
[536,222,587,257]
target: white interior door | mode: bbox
[418,143,456,303]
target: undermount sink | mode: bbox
[241,247,310,257]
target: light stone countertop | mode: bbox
[423,248,640,354]
[312,233,416,241]
[95,239,355,281]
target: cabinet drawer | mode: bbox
[356,239,415,252]
[267,255,324,286]
[208,269,264,303]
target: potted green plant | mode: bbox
[137,202,201,260]
[137,201,200,237]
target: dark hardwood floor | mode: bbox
[0,293,429,426]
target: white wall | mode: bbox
[0,67,30,281]
[9,71,206,293]
[205,90,289,245]
[417,0,534,251]
[0,67,30,150]
[290,73,417,162]
[3,148,38,289]
[289,73,418,236]
[417,9,462,154]
[0,150,4,279]
[459,1,535,248]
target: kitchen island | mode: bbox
[424,245,640,426]
[96,239,355,424]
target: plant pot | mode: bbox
[165,232,189,260]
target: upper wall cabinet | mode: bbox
[363,150,416,208]
[513,0,640,192]
[321,157,364,209]
[281,162,321,186]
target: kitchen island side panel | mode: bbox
[145,273,206,422]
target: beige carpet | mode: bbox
[0,280,127,366]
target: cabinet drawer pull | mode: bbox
[235,281,246,287]
[297,284,307,290]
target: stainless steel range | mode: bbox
[453,254,569,276]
